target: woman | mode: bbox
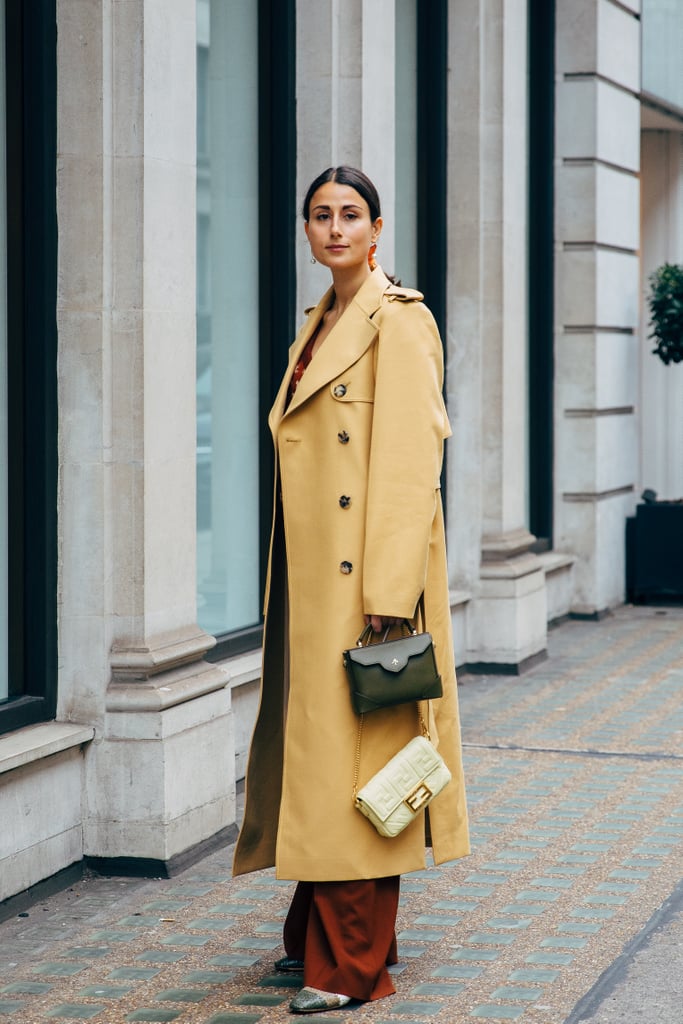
[233,166,469,1014]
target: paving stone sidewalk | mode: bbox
[1,604,682,1024]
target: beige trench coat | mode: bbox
[232,267,469,881]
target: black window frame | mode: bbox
[528,0,555,548]
[1,0,58,735]
[416,0,448,502]
[416,0,448,337]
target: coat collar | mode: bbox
[269,267,391,433]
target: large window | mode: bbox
[196,0,260,639]
[196,0,295,655]
[195,2,448,649]
[1,0,58,735]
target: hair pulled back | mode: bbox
[302,166,381,222]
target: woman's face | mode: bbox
[305,181,381,272]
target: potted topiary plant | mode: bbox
[647,262,683,365]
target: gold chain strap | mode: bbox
[352,713,365,800]
[352,702,431,800]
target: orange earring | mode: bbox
[368,242,378,271]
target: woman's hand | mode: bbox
[364,614,403,634]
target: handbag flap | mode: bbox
[346,631,433,673]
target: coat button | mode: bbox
[338,430,350,444]
[333,383,347,398]
[339,495,351,509]
[340,561,353,574]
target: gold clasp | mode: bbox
[404,781,433,813]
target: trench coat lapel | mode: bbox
[267,286,334,437]
[269,269,390,433]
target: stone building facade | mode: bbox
[1,0,681,906]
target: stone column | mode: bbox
[297,0,360,310]
[58,0,234,869]
[448,0,547,670]
[554,0,641,615]
[361,0,396,264]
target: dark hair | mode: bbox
[302,166,381,222]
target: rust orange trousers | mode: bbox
[282,877,400,1001]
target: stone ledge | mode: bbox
[222,650,262,690]
[479,552,544,580]
[105,660,228,713]
[110,626,217,681]
[481,527,536,561]
[0,722,94,776]
[537,551,577,575]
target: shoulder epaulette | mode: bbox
[383,284,424,302]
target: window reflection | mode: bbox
[196,0,260,637]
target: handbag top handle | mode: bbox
[354,594,427,648]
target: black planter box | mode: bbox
[626,502,683,603]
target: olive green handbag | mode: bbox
[342,598,443,714]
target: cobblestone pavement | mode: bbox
[1,604,682,1023]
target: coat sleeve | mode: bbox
[362,299,451,619]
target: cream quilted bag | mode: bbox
[353,713,451,838]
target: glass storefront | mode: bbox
[196,0,261,638]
